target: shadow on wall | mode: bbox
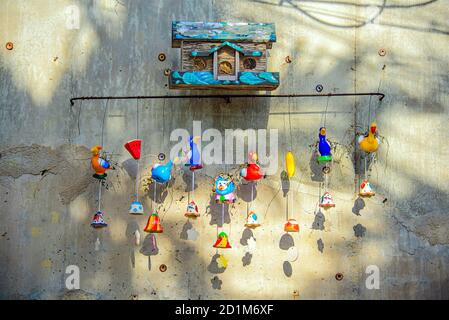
[251,0,447,34]
[0,0,128,106]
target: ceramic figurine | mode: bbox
[319,191,335,208]
[240,152,265,181]
[213,231,232,249]
[151,159,176,184]
[144,212,163,233]
[284,218,299,233]
[185,201,200,218]
[214,174,236,204]
[90,145,114,180]
[358,122,381,153]
[285,151,295,178]
[359,180,375,197]
[317,127,332,162]
[217,254,228,269]
[186,136,203,171]
[245,211,261,228]
[91,211,108,228]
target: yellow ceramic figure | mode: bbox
[285,151,295,178]
[358,122,381,153]
[217,254,228,269]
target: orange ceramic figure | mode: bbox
[91,145,114,179]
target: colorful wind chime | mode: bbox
[357,122,380,197]
[284,151,299,232]
[125,139,143,214]
[212,172,236,269]
[240,151,264,229]
[90,145,114,229]
[317,127,336,209]
[143,155,175,233]
[184,136,202,218]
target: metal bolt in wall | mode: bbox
[5,42,13,50]
[164,68,171,76]
[159,264,167,272]
[158,53,166,62]
[378,49,386,56]
[335,273,344,281]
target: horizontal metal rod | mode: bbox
[70,92,385,106]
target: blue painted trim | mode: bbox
[170,71,279,87]
[190,41,262,57]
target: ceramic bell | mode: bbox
[359,180,375,197]
[185,201,199,218]
[129,201,144,215]
[319,192,336,208]
[91,211,108,228]
[144,212,163,233]
[214,174,236,204]
[213,231,231,249]
[245,212,261,228]
[284,219,299,233]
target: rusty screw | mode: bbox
[378,48,386,56]
[292,290,299,299]
[158,53,166,62]
[335,273,344,281]
[285,55,292,64]
[164,68,171,76]
[159,264,167,272]
[5,42,13,50]
[315,84,323,93]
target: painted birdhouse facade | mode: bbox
[170,21,280,90]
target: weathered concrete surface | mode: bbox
[0,0,448,299]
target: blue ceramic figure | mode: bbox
[186,136,203,171]
[317,127,332,162]
[214,174,236,204]
[151,160,174,184]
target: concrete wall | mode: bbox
[0,0,448,299]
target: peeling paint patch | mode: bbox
[0,144,92,205]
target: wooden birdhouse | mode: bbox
[170,21,279,90]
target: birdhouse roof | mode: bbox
[190,41,263,57]
[172,21,276,47]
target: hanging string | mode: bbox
[135,98,140,202]
[365,67,386,178]
[221,203,224,228]
[98,180,102,212]
[322,95,330,128]
[97,99,109,212]
[288,97,293,151]
[191,171,195,201]
[153,183,157,213]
